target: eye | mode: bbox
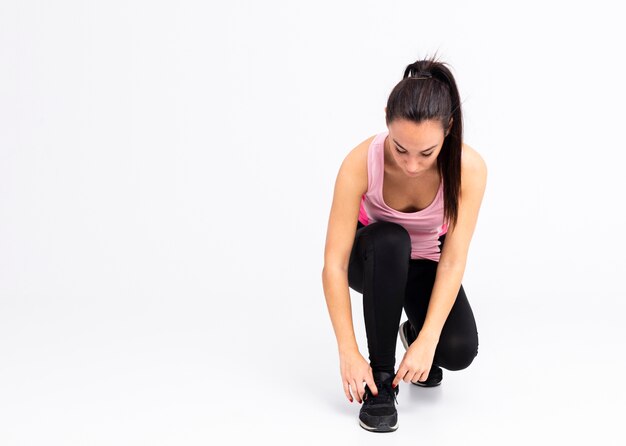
[395,145,434,157]
[394,146,407,154]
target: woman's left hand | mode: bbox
[392,333,439,387]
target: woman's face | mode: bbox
[386,117,451,178]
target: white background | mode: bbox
[1,1,625,444]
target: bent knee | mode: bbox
[439,339,479,371]
[363,221,411,257]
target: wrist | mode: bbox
[338,344,359,356]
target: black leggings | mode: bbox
[348,220,479,374]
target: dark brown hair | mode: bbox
[385,53,463,230]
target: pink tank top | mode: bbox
[358,130,448,262]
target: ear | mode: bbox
[445,117,453,136]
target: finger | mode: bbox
[351,379,362,403]
[392,369,403,387]
[365,374,378,396]
[358,379,367,402]
[348,380,357,403]
[410,370,421,384]
[404,369,414,383]
[343,381,353,402]
[393,368,406,387]
[415,370,427,383]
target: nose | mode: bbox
[406,162,420,174]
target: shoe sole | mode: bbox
[359,418,398,432]
[398,321,411,351]
[398,322,442,387]
[412,380,441,387]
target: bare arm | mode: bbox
[392,145,488,388]
[421,145,488,339]
[321,137,370,354]
[322,137,382,403]
[322,267,359,354]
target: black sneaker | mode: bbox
[358,370,400,433]
[398,321,443,387]
[398,320,417,351]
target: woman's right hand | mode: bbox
[339,349,378,403]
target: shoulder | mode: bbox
[460,142,488,189]
[350,134,377,163]
[461,142,487,173]
[438,143,487,266]
[340,133,377,190]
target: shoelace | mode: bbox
[364,379,399,405]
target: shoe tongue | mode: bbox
[366,372,397,404]
[373,371,394,382]
[372,371,395,394]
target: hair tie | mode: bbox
[409,71,432,79]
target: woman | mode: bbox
[321,56,487,433]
